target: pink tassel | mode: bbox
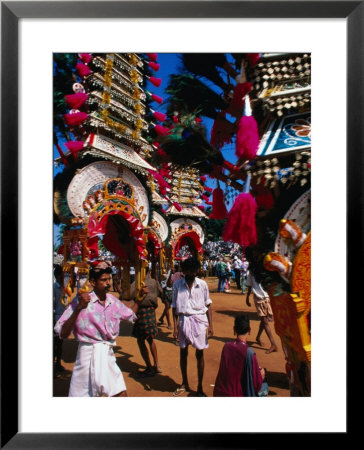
[209,165,223,180]
[209,188,228,220]
[79,53,92,64]
[198,205,205,210]
[204,186,213,192]
[65,141,84,151]
[226,82,252,117]
[202,194,210,202]
[76,63,91,77]
[246,53,261,66]
[151,93,163,104]
[172,202,183,212]
[235,98,259,160]
[65,93,88,109]
[200,176,207,183]
[210,112,234,148]
[64,111,88,127]
[153,111,167,122]
[172,115,179,123]
[222,193,257,246]
[154,125,171,136]
[159,168,171,178]
[65,140,84,160]
[162,164,172,179]
[157,148,167,158]
[147,53,158,61]
[148,170,171,190]
[195,117,202,123]
[55,143,69,167]
[253,181,275,210]
[148,61,160,71]
[149,77,162,87]
[235,115,259,160]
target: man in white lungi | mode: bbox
[172,257,213,397]
[54,262,140,397]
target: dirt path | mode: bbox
[54,277,289,397]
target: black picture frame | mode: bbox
[1,1,356,448]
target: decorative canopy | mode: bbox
[66,161,150,226]
[150,211,169,242]
[82,134,156,174]
[170,218,205,245]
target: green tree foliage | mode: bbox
[165,73,228,119]
[201,208,226,242]
[53,53,78,138]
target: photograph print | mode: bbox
[53,52,311,398]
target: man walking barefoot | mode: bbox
[246,267,278,354]
[172,257,213,397]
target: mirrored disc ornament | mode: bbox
[73,83,86,93]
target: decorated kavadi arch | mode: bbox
[169,218,204,264]
[56,159,160,303]
[67,161,149,264]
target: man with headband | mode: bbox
[171,257,214,397]
[54,261,140,397]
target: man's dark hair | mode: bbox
[181,257,201,273]
[89,267,112,281]
[234,314,250,335]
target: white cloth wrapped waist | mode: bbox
[178,314,209,350]
[92,342,115,397]
[181,314,207,337]
[69,341,126,397]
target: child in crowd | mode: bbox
[213,314,265,396]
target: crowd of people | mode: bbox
[201,254,249,294]
[53,253,277,398]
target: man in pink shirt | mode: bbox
[54,262,140,397]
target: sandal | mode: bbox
[153,366,162,374]
[136,368,155,378]
[173,385,190,396]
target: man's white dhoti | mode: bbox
[69,342,126,397]
[178,314,209,350]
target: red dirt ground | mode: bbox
[53,276,289,397]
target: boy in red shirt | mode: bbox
[213,314,265,396]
